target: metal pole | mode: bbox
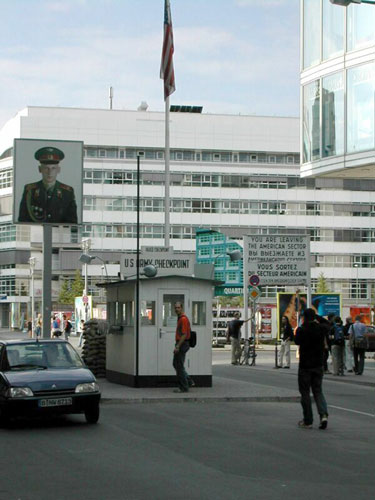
[136,154,141,384]
[164,96,170,248]
[42,225,52,339]
[29,257,35,338]
[357,265,359,300]
[81,238,91,322]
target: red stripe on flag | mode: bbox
[160,0,175,100]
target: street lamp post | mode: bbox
[81,238,91,297]
[354,263,359,301]
[29,257,36,338]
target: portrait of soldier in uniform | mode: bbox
[18,147,78,224]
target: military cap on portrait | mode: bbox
[34,147,65,165]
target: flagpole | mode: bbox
[161,0,174,249]
[165,95,170,249]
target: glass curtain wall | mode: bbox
[302,0,375,162]
[347,4,375,52]
[303,0,321,69]
[322,72,344,158]
[347,63,375,154]
[303,80,320,163]
[323,0,344,61]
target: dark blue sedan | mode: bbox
[0,339,100,425]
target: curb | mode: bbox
[100,396,300,405]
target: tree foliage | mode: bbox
[316,273,331,293]
[58,270,85,306]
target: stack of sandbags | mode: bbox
[81,320,107,378]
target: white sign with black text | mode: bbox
[121,248,195,278]
[244,234,310,286]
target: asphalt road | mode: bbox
[1,400,374,500]
[1,338,374,500]
[213,348,375,417]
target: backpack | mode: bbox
[333,324,344,346]
[65,320,72,333]
[189,330,197,348]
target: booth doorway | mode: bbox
[157,290,190,376]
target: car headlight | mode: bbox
[6,387,34,398]
[75,382,99,393]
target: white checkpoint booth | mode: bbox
[103,274,217,388]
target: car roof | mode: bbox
[0,339,68,346]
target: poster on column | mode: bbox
[277,292,341,333]
[350,307,371,325]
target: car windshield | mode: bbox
[4,342,84,370]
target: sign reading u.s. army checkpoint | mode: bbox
[244,234,310,286]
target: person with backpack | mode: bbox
[330,316,345,376]
[173,302,193,393]
[63,314,73,340]
[349,315,367,375]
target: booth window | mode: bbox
[192,301,206,326]
[141,301,156,325]
[162,294,184,327]
[123,301,135,326]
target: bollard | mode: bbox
[274,340,280,369]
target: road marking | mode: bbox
[328,405,375,418]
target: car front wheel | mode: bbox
[84,405,100,424]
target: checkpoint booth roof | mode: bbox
[99,274,223,388]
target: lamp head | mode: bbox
[142,265,158,278]
[79,253,94,265]
[227,250,242,262]
[329,0,361,5]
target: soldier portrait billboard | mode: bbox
[13,139,83,225]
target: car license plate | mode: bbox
[38,397,72,408]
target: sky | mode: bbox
[0,0,300,130]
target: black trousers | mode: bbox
[298,367,328,425]
[353,347,365,375]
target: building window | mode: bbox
[303,0,321,69]
[141,301,156,325]
[347,3,375,52]
[322,72,344,158]
[303,80,320,162]
[322,0,344,61]
[347,63,375,154]
[192,302,206,326]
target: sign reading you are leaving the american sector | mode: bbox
[244,234,310,286]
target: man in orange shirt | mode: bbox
[173,302,191,393]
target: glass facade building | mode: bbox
[301,0,375,178]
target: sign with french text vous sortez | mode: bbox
[121,248,195,278]
[244,234,310,286]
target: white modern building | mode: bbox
[301,0,375,179]
[0,105,374,327]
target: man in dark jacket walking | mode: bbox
[294,308,329,430]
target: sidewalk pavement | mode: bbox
[1,329,374,404]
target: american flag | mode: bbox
[160,0,175,100]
